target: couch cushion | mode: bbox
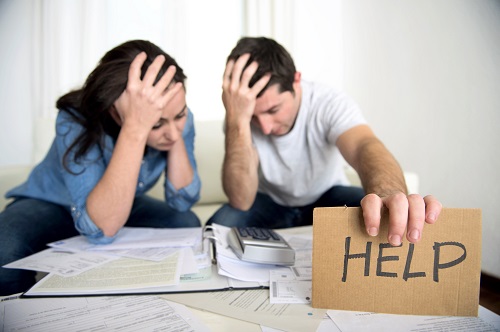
[147,119,227,205]
[193,120,227,204]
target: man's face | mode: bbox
[252,79,301,136]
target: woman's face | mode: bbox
[146,87,188,151]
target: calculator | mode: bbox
[227,227,295,266]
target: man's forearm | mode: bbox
[355,138,408,196]
[222,125,259,210]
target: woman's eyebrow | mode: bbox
[176,104,187,116]
[157,105,187,121]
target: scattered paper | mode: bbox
[285,235,313,250]
[48,227,200,251]
[217,254,289,283]
[292,249,313,268]
[105,247,179,261]
[3,248,118,277]
[270,270,311,304]
[162,288,326,332]
[211,223,295,283]
[1,294,210,332]
[24,251,183,296]
[326,306,500,332]
[290,266,312,280]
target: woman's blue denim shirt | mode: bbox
[6,108,201,244]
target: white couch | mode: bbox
[0,119,419,225]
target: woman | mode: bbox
[0,40,201,295]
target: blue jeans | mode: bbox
[207,185,365,228]
[0,195,200,296]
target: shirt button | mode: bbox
[138,182,144,188]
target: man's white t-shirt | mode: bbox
[251,80,367,207]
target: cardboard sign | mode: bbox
[312,207,482,317]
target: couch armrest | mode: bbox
[0,165,33,210]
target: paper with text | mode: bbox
[270,270,311,304]
[162,289,326,332]
[48,226,201,251]
[327,306,500,332]
[1,295,209,332]
[24,250,182,296]
[2,248,118,277]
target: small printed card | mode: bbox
[269,270,311,304]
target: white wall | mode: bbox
[343,0,500,277]
[0,0,35,166]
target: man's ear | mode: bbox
[292,72,302,94]
[109,106,122,126]
[294,71,302,83]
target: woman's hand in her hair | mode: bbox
[113,52,183,140]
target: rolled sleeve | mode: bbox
[165,172,201,211]
[71,203,117,244]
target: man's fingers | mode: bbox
[361,193,383,237]
[362,193,442,247]
[229,54,251,91]
[385,192,409,246]
[406,194,426,243]
[239,61,259,90]
[250,73,272,97]
[222,59,235,89]
[223,53,270,101]
[423,194,442,224]
[362,193,410,246]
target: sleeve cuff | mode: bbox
[72,203,117,245]
[165,173,201,211]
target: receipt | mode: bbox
[269,270,312,304]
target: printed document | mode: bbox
[48,226,201,251]
[162,288,326,332]
[1,294,209,332]
[327,306,500,332]
[24,250,182,296]
[2,248,117,277]
[269,270,311,304]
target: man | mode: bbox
[209,37,441,246]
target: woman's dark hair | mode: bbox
[227,37,296,97]
[56,39,186,171]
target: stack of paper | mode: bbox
[4,227,209,296]
[209,223,316,305]
[211,224,313,283]
[3,226,278,297]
